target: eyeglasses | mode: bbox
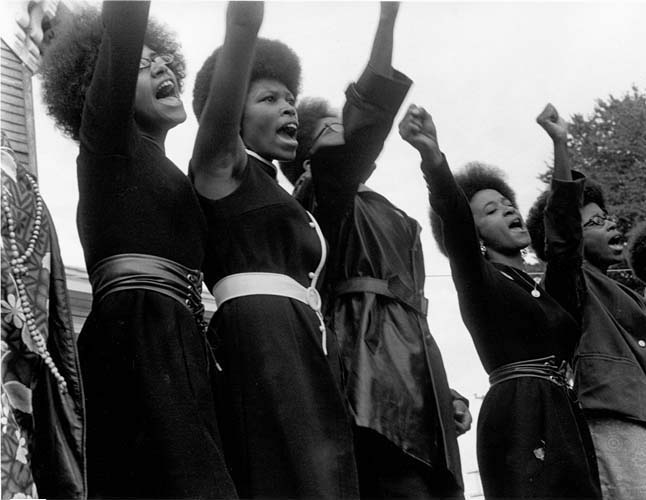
[139,53,174,70]
[309,122,343,154]
[583,212,617,228]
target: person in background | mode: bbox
[528,103,646,500]
[399,103,600,499]
[1,132,85,499]
[39,2,235,497]
[627,221,646,287]
[189,2,358,497]
[280,3,471,498]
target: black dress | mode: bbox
[198,155,358,498]
[426,157,600,498]
[75,2,235,498]
[297,67,464,498]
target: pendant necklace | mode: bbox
[500,267,541,298]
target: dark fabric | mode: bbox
[426,156,600,498]
[576,264,646,423]
[89,253,205,322]
[355,427,464,500]
[75,2,234,498]
[197,155,358,499]
[78,292,234,499]
[1,160,86,499]
[547,178,646,424]
[77,1,206,272]
[294,66,464,495]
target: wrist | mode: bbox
[421,146,443,167]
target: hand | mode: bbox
[380,1,400,22]
[227,1,264,31]
[453,399,472,436]
[536,103,568,142]
[399,104,442,165]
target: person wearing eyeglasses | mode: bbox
[39,2,236,498]
[278,4,471,498]
[528,104,646,500]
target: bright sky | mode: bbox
[20,1,646,494]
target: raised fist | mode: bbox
[227,1,264,31]
[399,104,442,165]
[536,103,568,142]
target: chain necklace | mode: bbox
[500,266,541,298]
[1,172,68,394]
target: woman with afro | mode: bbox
[528,104,646,500]
[189,2,358,497]
[398,103,601,499]
[39,2,235,498]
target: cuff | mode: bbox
[349,66,412,114]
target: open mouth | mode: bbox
[608,233,625,252]
[277,123,298,140]
[156,80,177,100]
[509,217,524,231]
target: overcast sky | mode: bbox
[19,0,646,492]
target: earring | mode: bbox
[480,241,487,256]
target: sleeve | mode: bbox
[310,66,412,242]
[79,1,150,156]
[425,155,488,291]
[543,172,586,323]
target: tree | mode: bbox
[539,86,646,292]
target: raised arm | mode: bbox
[536,103,571,182]
[537,103,585,321]
[80,1,150,154]
[368,2,398,78]
[399,105,485,283]
[312,2,411,234]
[191,1,263,199]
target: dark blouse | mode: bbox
[76,1,206,271]
[426,157,582,372]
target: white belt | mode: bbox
[212,272,328,355]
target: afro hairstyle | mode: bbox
[39,5,186,142]
[430,162,517,256]
[192,37,301,121]
[626,221,646,283]
[526,177,606,261]
[279,97,337,185]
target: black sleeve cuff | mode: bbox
[350,66,412,114]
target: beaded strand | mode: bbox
[1,173,68,394]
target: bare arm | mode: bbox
[191,1,263,200]
[368,2,399,78]
[536,103,571,181]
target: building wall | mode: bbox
[1,38,37,175]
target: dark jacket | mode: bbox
[295,66,464,491]
[575,262,646,424]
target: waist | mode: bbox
[212,272,328,355]
[89,253,205,320]
[334,276,428,316]
[212,272,321,311]
[489,355,569,390]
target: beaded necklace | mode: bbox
[1,171,68,394]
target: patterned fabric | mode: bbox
[1,150,51,499]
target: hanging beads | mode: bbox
[1,173,68,394]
